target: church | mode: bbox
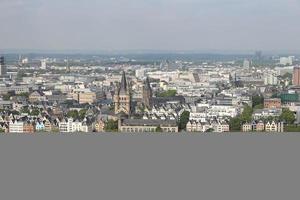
[114,71,131,116]
[114,71,153,117]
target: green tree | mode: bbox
[178,111,190,131]
[229,117,242,131]
[157,90,177,97]
[79,109,87,120]
[67,110,79,119]
[229,105,254,131]
[18,92,29,98]
[240,105,253,122]
[21,106,30,114]
[280,108,295,124]
[0,128,5,133]
[156,126,163,132]
[206,128,214,133]
[2,94,11,101]
[253,104,264,110]
[104,120,118,132]
[252,95,264,108]
[30,108,40,116]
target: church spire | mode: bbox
[119,71,128,95]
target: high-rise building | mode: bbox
[293,66,300,86]
[114,71,131,115]
[0,56,6,76]
[243,59,250,69]
[41,59,47,70]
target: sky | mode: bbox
[1,0,300,53]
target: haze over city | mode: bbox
[1,0,300,53]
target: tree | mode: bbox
[229,105,254,131]
[18,92,29,98]
[157,90,177,97]
[206,128,214,133]
[252,95,264,108]
[104,120,118,132]
[67,110,79,119]
[79,109,87,120]
[21,106,30,114]
[253,104,263,110]
[178,111,190,131]
[2,94,11,101]
[280,108,295,124]
[282,73,292,79]
[229,117,242,131]
[156,126,163,132]
[30,108,40,116]
[240,105,253,122]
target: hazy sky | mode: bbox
[1,0,300,52]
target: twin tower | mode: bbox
[114,71,152,116]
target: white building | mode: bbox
[264,73,278,85]
[243,60,250,69]
[280,56,294,66]
[41,59,47,70]
[9,121,24,133]
[59,118,89,133]
[135,68,145,79]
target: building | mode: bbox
[23,122,35,134]
[186,121,207,132]
[216,123,230,133]
[264,73,278,85]
[41,59,47,70]
[0,56,6,77]
[78,92,97,104]
[142,77,153,108]
[243,60,250,69]
[29,91,46,103]
[119,119,178,133]
[9,121,24,133]
[264,98,281,109]
[293,67,300,86]
[256,121,265,131]
[242,123,252,132]
[114,71,131,115]
[59,118,73,133]
[44,120,54,132]
[280,93,299,103]
[58,118,90,133]
[94,119,105,132]
[265,121,284,133]
[135,68,145,79]
[280,56,293,66]
[36,121,46,132]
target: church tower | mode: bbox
[142,77,153,108]
[114,71,131,115]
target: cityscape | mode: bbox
[0,52,300,133]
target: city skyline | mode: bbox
[1,0,300,52]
